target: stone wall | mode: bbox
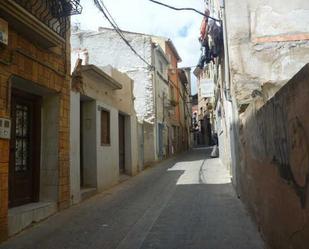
[239,64,309,249]
[0,26,70,241]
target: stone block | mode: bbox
[8,202,57,236]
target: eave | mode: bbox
[81,65,123,90]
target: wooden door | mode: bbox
[9,90,41,207]
[119,114,125,173]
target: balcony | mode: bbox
[0,0,82,48]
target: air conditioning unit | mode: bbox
[0,18,8,46]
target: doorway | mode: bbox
[119,114,125,174]
[9,89,41,208]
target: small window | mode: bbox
[159,60,163,74]
[170,85,174,101]
[101,110,110,145]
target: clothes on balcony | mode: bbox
[199,8,210,42]
[197,17,223,69]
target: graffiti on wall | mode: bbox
[245,80,309,208]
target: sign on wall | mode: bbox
[199,78,214,98]
[0,18,8,45]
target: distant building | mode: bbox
[152,37,192,154]
[71,27,191,165]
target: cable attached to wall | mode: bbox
[147,0,221,22]
[93,0,154,70]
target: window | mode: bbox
[101,110,110,145]
[159,60,163,74]
[170,85,174,101]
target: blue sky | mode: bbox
[72,0,205,94]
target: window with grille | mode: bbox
[101,110,110,145]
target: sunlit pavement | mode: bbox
[0,148,265,249]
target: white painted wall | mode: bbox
[70,91,80,204]
[125,115,139,175]
[71,28,159,164]
[81,100,97,188]
[70,65,141,201]
[71,28,155,123]
[96,102,119,191]
[153,46,169,158]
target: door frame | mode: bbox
[118,113,126,174]
[9,88,41,208]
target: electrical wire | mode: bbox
[93,0,154,69]
[147,0,221,22]
[93,0,196,100]
[93,0,199,71]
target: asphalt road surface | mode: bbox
[0,148,265,249]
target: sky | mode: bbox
[72,0,205,94]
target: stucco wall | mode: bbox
[71,28,157,164]
[70,91,81,204]
[81,100,97,188]
[95,102,119,191]
[225,0,309,105]
[70,64,140,199]
[239,64,309,249]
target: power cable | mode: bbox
[93,0,198,71]
[93,0,154,69]
[99,0,121,31]
[147,0,221,22]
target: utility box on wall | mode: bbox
[0,118,11,139]
[0,17,8,45]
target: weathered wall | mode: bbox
[239,64,309,249]
[70,91,81,204]
[71,28,154,123]
[225,0,309,105]
[71,28,157,164]
[70,66,140,200]
[95,101,119,191]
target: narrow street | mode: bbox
[0,148,264,249]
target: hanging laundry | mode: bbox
[199,8,210,43]
[208,20,223,58]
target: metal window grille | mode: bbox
[13,0,82,38]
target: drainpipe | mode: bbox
[221,0,240,194]
[152,43,159,161]
[221,0,231,102]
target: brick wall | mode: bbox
[239,64,309,249]
[0,25,70,241]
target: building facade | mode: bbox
[152,37,192,154]
[71,27,191,166]
[152,44,170,159]
[194,66,216,147]
[178,68,193,151]
[71,27,158,166]
[70,61,139,204]
[0,0,82,240]
[199,0,309,248]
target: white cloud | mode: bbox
[72,0,205,93]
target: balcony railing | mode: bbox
[12,0,82,38]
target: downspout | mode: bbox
[221,0,231,101]
[221,0,241,194]
[151,42,159,160]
